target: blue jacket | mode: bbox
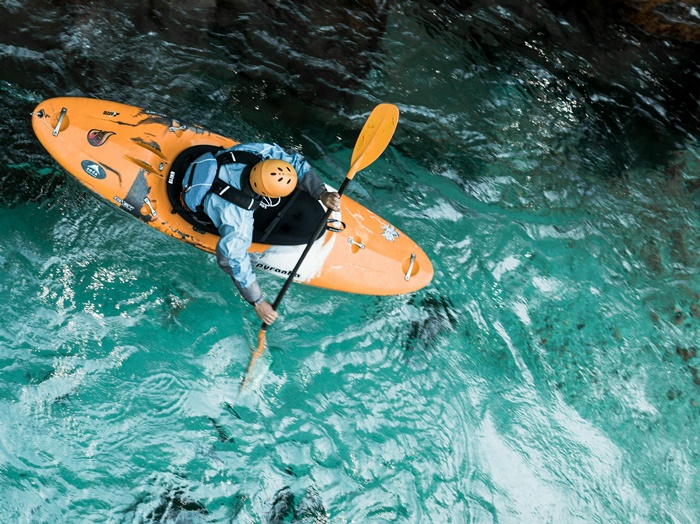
[183,143,327,304]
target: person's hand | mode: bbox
[320,191,341,212]
[254,301,279,325]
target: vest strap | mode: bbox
[202,149,265,211]
[215,150,263,168]
[209,177,260,211]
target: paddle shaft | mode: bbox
[260,177,352,331]
[241,104,398,390]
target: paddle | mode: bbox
[241,103,400,388]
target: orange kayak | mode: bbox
[31,97,433,295]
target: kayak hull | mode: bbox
[32,97,433,295]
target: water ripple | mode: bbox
[1,1,700,522]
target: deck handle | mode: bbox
[52,107,67,136]
[348,237,365,250]
[143,197,158,218]
[404,253,416,281]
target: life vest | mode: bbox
[207,149,262,210]
[182,149,263,222]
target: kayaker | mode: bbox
[182,143,341,325]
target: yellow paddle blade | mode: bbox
[347,103,399,180]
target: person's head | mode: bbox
[249,159,297,198]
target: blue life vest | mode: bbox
[182,149,263,215]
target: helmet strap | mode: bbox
[260,196,282,209]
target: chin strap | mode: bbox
[259,196,281,209]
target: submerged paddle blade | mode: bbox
[347,104,399,180]
[241,329,267,390]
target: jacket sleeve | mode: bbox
[213,204,264,305]
[294,160,328,200]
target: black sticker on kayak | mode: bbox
[87,129,115,147]
[81,160,107,179]
[122,170,152,222]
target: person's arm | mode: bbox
[297,166,340,211]
[215,208,278,325]
[282,148,336,203]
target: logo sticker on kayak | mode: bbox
[113,196,134,211]
[81,160,107,179]
[255,263,300,278]
[381,224,400,242]
[87,129,115,147]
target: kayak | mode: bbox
[31,97,433,295]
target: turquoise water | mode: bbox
[2,1,700,522]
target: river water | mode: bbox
[1,1,699,523]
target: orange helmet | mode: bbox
[249,159,298,198]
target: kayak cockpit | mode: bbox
[166,145,326,246]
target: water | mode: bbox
[1,1,700,522]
